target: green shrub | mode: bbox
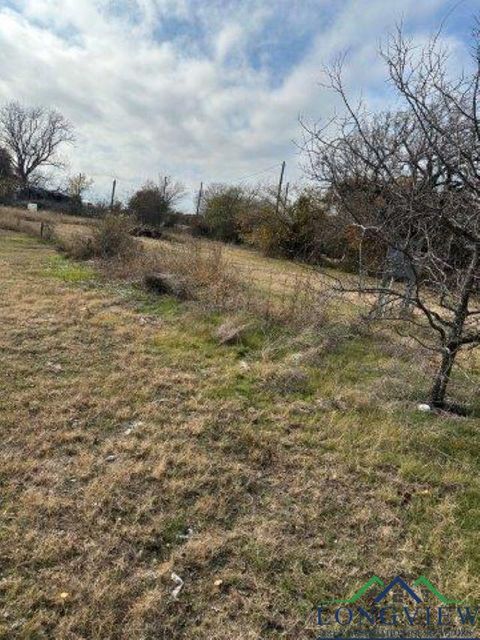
[240,188,340,262]
[201,184,249,243]
[129,182,170,228]
[128,179,184,228]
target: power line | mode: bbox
[85,161,284,186]
[87,171,139,183]
[83,161,289,206]
[233,162,283,184]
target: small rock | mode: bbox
[105,455,116,463]
[144,272,189,300]
[46,361,63,373]
[417,403,431,412]
[213,579,223,587]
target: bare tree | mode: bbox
[303,21,480,413]
[67,172,93,200]
[0,101,75,188]
[161,176,185,207]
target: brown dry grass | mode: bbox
[0,206,359,320]
[140,238,333,328]
[0,229,479,639]
[0,205,95,228]
[0,206,95,243]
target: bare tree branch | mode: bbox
[0,101,75,188]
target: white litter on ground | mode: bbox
[176,527,193,540]
[417,403,431,412]
[171,572,184,599]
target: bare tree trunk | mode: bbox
[430,345,457,408]
[429,244,479,409]
[371,274,393,319]
[400,277,415,317]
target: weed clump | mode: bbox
[261,365,312,395]
[60,214,136,260]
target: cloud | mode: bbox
[0,0,474,207]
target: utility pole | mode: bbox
[110,179,117,210]
[284,181,290,211]
[275,161,286,215]
[196,181,203,215]
[163,176,168,198]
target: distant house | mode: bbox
[16,186,75,212]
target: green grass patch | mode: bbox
[43,254,97,283]
[128,287,184,317]
[208,370,259,401]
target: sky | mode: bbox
[0,0,477,209]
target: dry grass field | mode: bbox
[0,217,479,638]
[0,207,345,305]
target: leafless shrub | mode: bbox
[132,237,332,331]
[56,231,96,260]
[41,222,54,241]
[59,214,136,260]
[302,20,480,412]
[274,273,329,328]
[92,214,136,259]
[150,240,249,310]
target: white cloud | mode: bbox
[0,0,472,207]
